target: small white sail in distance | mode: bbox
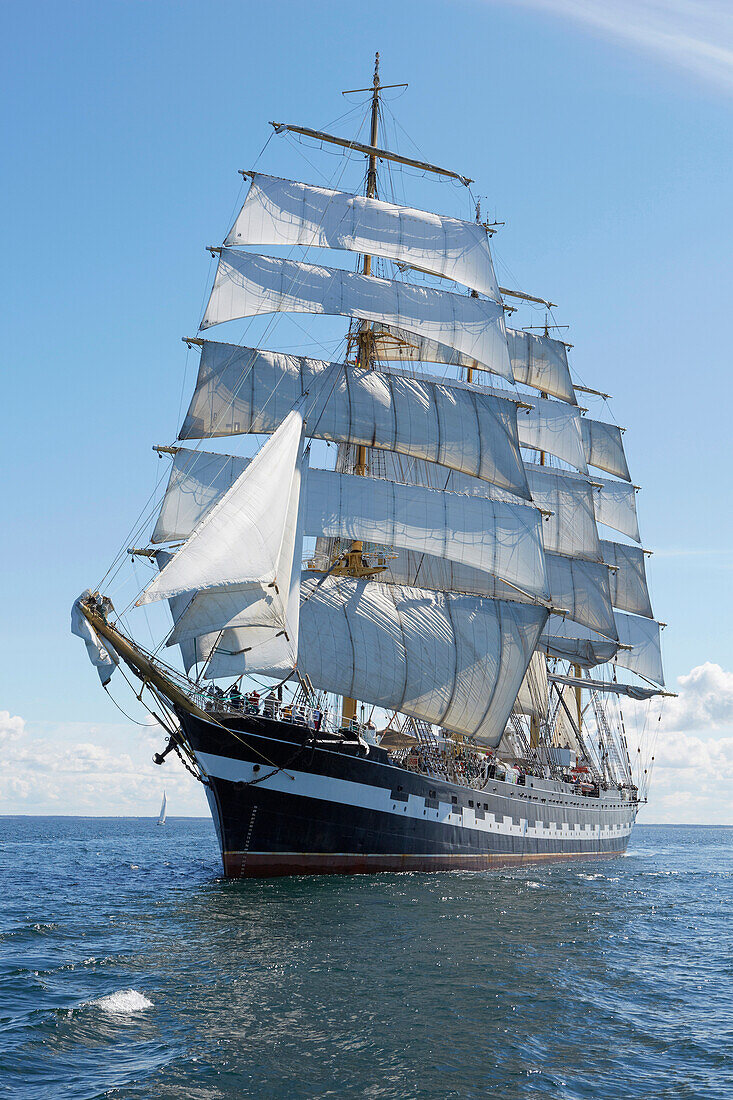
[138,407,308,678]
[157,790,167,826]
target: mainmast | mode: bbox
[342,53,385,728]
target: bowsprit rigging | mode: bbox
[72,54,672,878]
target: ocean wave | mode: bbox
[83,989,153,1014]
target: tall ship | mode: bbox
[72,58,670,877]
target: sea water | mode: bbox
[0,818,730,1099]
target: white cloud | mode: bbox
[633,663,733,823]
[509,0,733,94]
[0,710,25,745]
[5,663,733,823]
[0,711,208,817]
[661,662,733,732]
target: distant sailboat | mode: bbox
[157,791,167,826]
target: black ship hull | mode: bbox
[179,710,638,878]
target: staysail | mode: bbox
[139,410,306,677]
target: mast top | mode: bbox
[342,51,407,96]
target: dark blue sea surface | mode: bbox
[0,819,730,1099]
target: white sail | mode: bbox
[615,612,665,686]
[522,463,641,550]
[157,791,167,825]
[205,573,548,749]
[381,548,613,637]
[369,324,577,403]
[179,342,530,497]
[581,419,631,481]
[139,411,306,678]
[593,476,641,543]
[200,251,513,380]
[382,550,505,597]
[226,173,501,300]
[525,464,602,562]
[378,370,586,471]
[155,551,201,673]
[544,554,616,638]
[371,324,489,372]
[514,651,549,719]
[516,394,587,472]
[361,453,602,565]
[308,470,547,597]
[70,591,119,685]
[600,540,653,618]
[152,449,548,599]
[506,329,576,404]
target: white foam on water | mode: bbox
[85,989,153,1014]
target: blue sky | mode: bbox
[2,0,732,820]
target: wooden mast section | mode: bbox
[341,53,384,728]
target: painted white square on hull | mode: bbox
[195,751,634,844]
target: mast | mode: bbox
[342,52,383,728]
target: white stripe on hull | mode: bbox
[196,750,636,844]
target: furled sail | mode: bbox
[152,448,548,599]
[200,251,513,379]
[540,611,664,686]
[204,573,549,748]
[71,592,119,685]
[600,540,653,618]
[539,615,618,668]
[506,328,576,404]
[548,672,662,701]
[226,173,501,301]
[581,419,631,481]
[179,342,530,497]
[550,681,584,756]
[369,324,576,403]
[138,411,306,678]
